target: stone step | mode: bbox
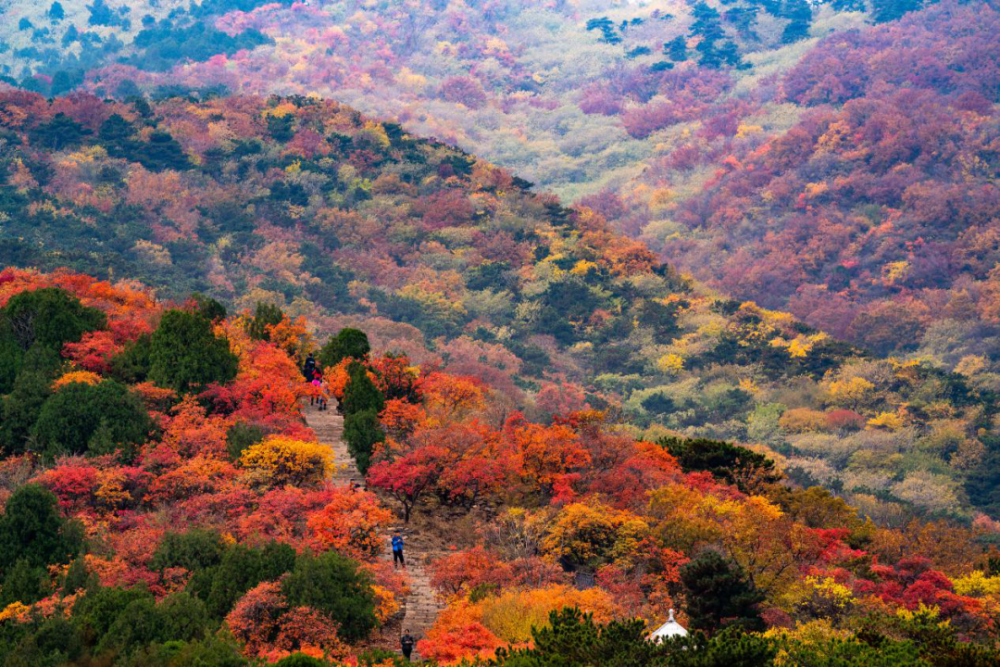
[304,400,443,657]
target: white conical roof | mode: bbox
[650,609,687,642]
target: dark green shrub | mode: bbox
[0,559,49,607]
[0,484,81,576]
[161,636,246,667]
[225,422,267,462]
[109,334,152,384]
[318,328,370,368]
[281,551,376,642]
[0,345,61,455]
[33,380,153,459]
[97,597,164,656]
[489,607,667,666]
[158,593,210,643]
[4,615,85,667]
[62,557,93,595]
[343,409,384,474]
[341,361,384,415]
[680,551,764,634]
[190,293,227,322]
[272,655,327,667]
[0,287,105,352]
[199,541,296,618]
[151,530,226,574]
[659,437,781,494]
[246,302,283,341]
[149,310,238,393]
[29,114,91,151]
[73,586,154,640]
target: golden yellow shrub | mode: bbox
[477,585,620,644]
[239,436,333,486]
[779,408,829,433]
[867,412,904,431]
[53,370,102,390]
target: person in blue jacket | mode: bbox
[392,532,405,568]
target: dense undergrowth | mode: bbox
[2,271,1000,666]
[3,92,1000,523]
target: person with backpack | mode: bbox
[311,369,327,410]
[303,353,316,382]
[392,532,405,569]
[400,630,415,661]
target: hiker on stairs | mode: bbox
[392,532,406,569]
[400,630,415,662]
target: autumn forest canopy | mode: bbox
[2,0,1000,664]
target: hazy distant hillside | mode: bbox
[601,1,1000,368]
[0,0,877,201]
[6,0,995,363]
[5,91,1000,522]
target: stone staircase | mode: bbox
[392,537,446,659]
[305,401,360,484]
[304,402,443,658]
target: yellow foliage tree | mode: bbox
[770,332,827,358]
[779,408,829,433]
[539,502,649,569]
[867,411,904,431]
[53,370,102,390]
[657,353,684,375]
[650,487,809,601]
[953,571,1000,597]
[477,585,620,644]
[647,483,726,552]
[0,602,30,623]
[240,436,333,486]
[826,376,875,411]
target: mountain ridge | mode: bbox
[3,90,1000,523]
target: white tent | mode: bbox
[650,609,687,643]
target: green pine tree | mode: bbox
[33,380,153,459]
[680,551,765,633]
[0,345,61,455]
[246,302,283,341]
[1,287,105,353]
[0,484,82,576]
[665,35,688,61]
[344,409,384,474]
[149,309,238,393]
[341,361,384,415]
[318,328,370,368]
[281,551,376,642]
[29,113,90,150]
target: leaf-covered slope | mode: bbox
[0,90,685,382]
[8,0,997,365]
[597,1,1000,364]
[1,0,878,201]
[4,91,1000,521]
[4,272,1000,666]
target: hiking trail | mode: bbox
[305,402,444,658]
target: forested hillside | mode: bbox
[4,0,998,366]
[2,0,999,663]
[4,91,1000,526]
[614,1,1000,366]
[2,270,1000,666]
[0,0,919,200]
[0,269,404,663]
